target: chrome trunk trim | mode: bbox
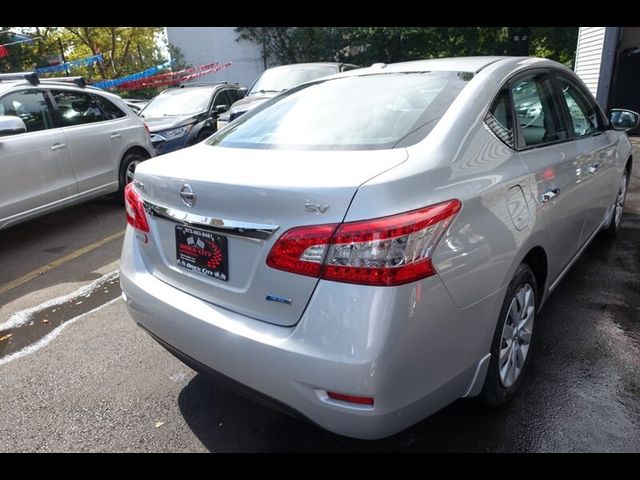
[143,200,279,240]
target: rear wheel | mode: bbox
[602,170,629,237]
[479,263,537,406]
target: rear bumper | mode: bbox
[120,227,503,439]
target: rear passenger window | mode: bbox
[0,90,53,132]
[212,91,231,110]
[556,76,603,137]
[486,87,514,147]
[511,73,567,148]
[51,90,108,126]
[92,94,126,120]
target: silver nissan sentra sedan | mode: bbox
[120,56,638,439]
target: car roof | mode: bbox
[361,56,510,74]
[0,78,131,106]
[160,82,242,94]
[321,56,569,83]
[265,62,352,71]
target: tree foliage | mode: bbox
[235,27,578,68]
[1,27,167,79]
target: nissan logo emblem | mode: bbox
[179,184,196,207]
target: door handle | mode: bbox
[541,188,560,203]
[588,164,599,174]
[110,133,122,139]
[50,143,67,151]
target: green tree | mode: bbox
[0,27,60,73]
[1,27,168,79]
[59,27,166,79]
[529,27,578,66]
[235,27,346,65]
[236,27,579,68]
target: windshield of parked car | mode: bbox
[140,88,212,117]
[209,71,472,150]
[248,65,338,95]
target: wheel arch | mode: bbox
[520,246,548,310]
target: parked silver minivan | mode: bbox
[120,57,638,439]
[0,73,155,231]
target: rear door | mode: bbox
[511,70,586,282]
[553,72,618,242]
[49,89,121,192]
[0,88,77,224]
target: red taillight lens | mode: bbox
[266,199,461,286]
[266,223,337,277]
[143,123,151,136]
[124,182,149,233]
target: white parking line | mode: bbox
[0,297,121,367]
[0,270,119,331]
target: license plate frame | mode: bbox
[175,224,228,282]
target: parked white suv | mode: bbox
[0,72,155,231]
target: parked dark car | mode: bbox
[140,82,246,155]
[216,62,358,129]
[123,98,149,115]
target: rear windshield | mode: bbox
[208,71,472,150]
[141,88,212,117]
[249,65,338,94]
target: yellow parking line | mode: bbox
[0,230,125,296]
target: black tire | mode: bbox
[478,263,538,406]
[602,169,629,238]
[117,151,148,199]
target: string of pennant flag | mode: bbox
[35,53,104,74]
[114,62,233,90]
[0,36,36,58]
[92,60,175,89]
[1,38,233,91]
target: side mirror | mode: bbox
[214,104,229,115]
[0,115,27,136]
[238,87,248,98]
[610,108,640,131]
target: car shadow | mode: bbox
[177,371,545,452]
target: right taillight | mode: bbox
[266,199,461,286]
[124,182,150,233]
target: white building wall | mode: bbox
[166,27,264,87]
[574,27,606,98]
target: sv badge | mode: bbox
[305,202,330,214]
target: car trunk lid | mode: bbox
[133,143,407,327]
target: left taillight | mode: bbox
[124,183,149,233]
[266,199,461,287]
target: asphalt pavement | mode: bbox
[0,142,638,452]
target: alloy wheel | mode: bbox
[499,283,535,388]
[125,160,141,184]
[614,173,628,229]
